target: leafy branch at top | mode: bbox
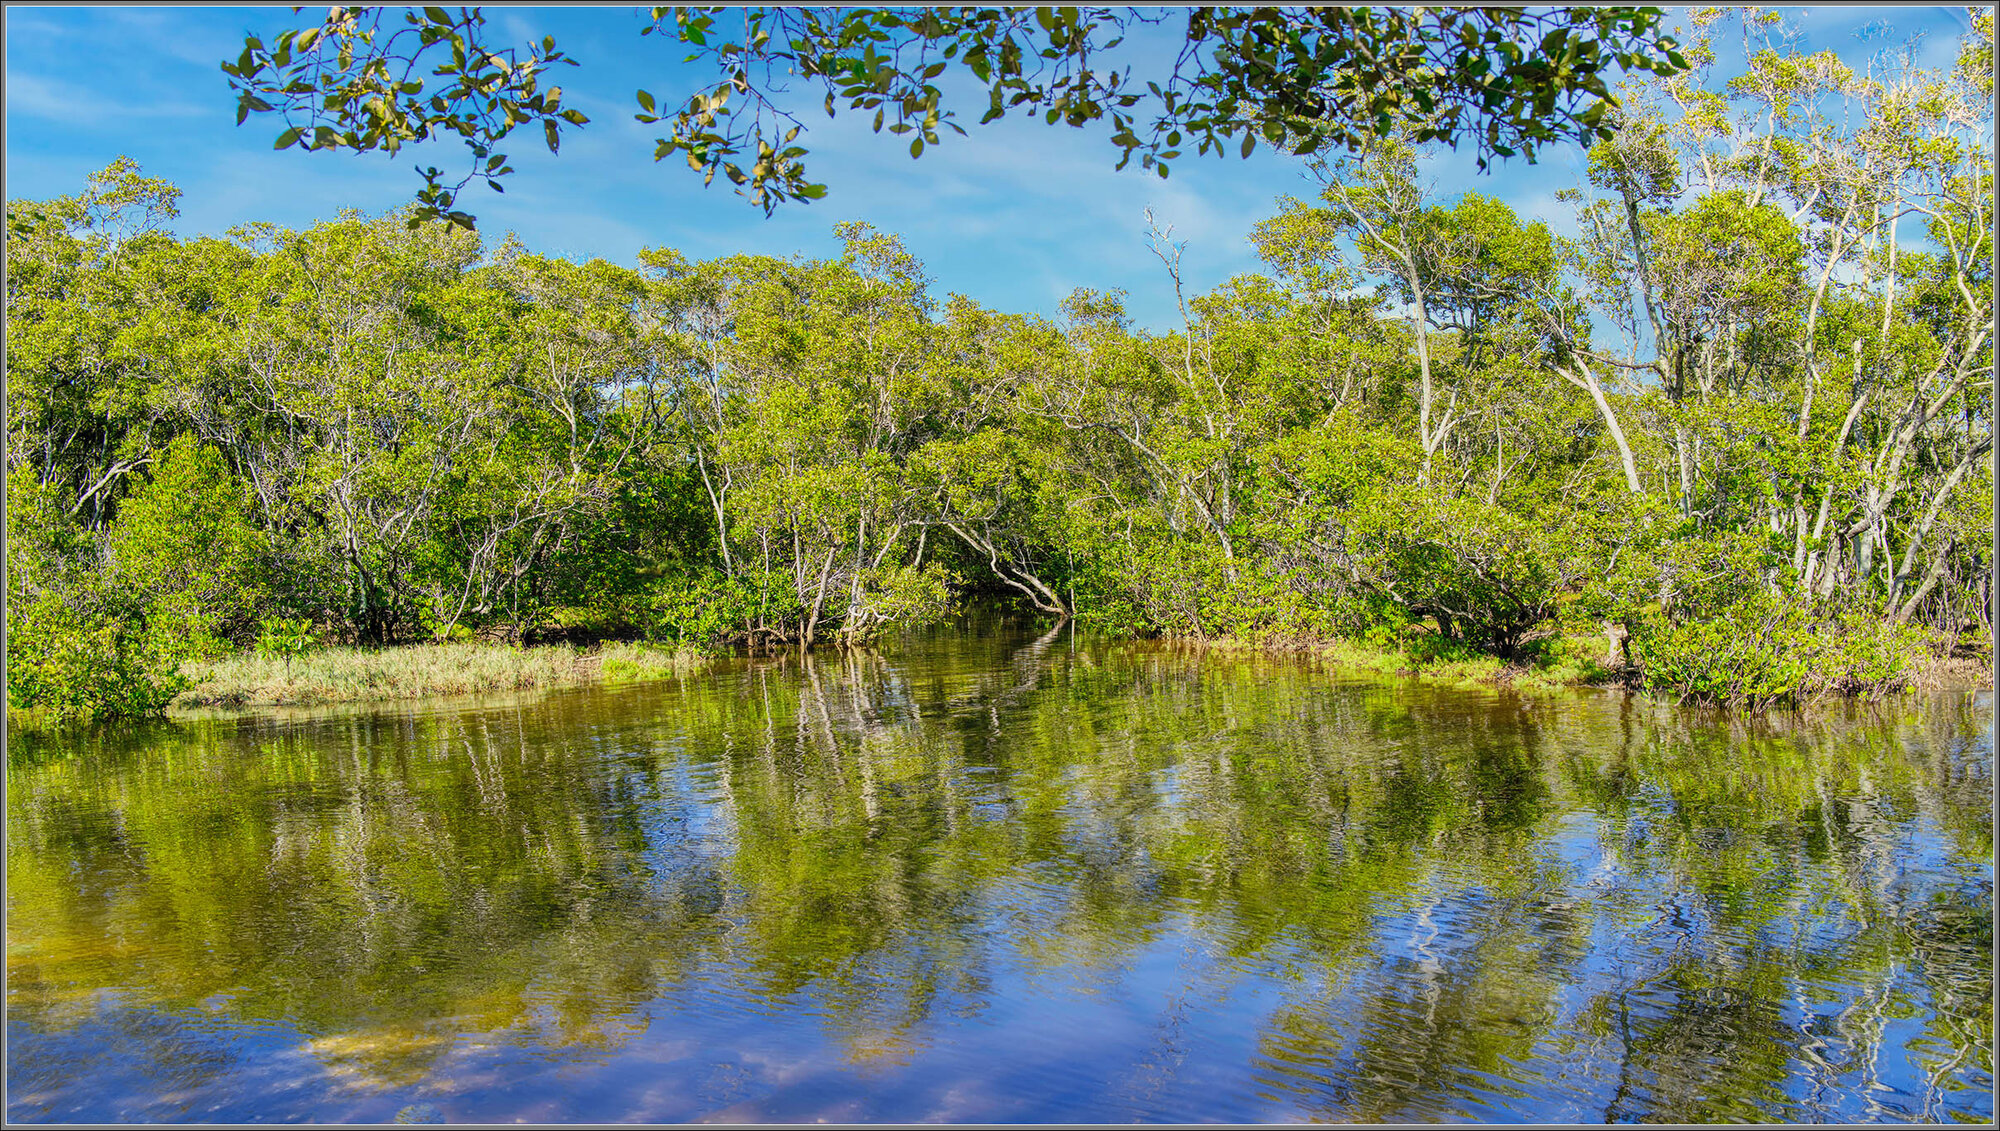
[223,5,587,228]
[229,6,1689,228]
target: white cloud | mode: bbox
[4,71,205,124]
[9,4,1975,334]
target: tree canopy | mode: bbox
[7,8,1990,722]
[224,4,1689,227]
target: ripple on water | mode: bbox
[6,635,1992,1124]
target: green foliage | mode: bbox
[9,34,1991,719]
[5,467,190,723]
[255,618,319,655]
[222,7,585,230]
[1631,595,1925,706]
[1630,596,1816,705]
[843,563,958,642]
[254,619,321,685]
[6,580,190,723]
[1356,494,1592,657]
[109,434,266,655]
[641,571,769,647]
[229,6,1686,224]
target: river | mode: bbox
[6,621,1992,1123]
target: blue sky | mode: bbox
[4,5,1977,331]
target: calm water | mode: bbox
[6,623,1993,1124]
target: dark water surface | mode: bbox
[7,623,1993,1124]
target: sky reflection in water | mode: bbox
[6,623,1993,1123]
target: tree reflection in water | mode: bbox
[7,626,1992,1123]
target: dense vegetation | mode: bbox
[5,12,1991,720]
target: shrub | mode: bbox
[6,582,190,723]
[1348,494,1591,657]
[1631,595,1924,705]
[254,617,320,679]
[6,470,190,723]
[640,569,774,646]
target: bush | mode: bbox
[6,469,191,723]
[1631,595,1924,705]
[842,562,958,641]
[1349,493,1592,657]
[6,582,190,723]
[640,569,776,646]
[1815,605,1929,694]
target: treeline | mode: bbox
[5,13,1992,718]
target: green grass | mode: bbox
[596,641,710,683]
[173,641,710,710]
[1180,630,1619,693]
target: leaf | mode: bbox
[544,119,560,152]
[275,127,302,150]
[638,89,656,113]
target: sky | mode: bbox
[3,5,1979,331]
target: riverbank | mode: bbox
[1165,627,1992,699]
[170,641,710,710]
[1163,632,1616,693]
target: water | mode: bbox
[7,622,1992,1123]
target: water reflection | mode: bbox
[7,626,1992,1123]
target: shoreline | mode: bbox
[1153,632,1621,694]
[166,641,710,712]
[11,628,1987,732]
[1154,630,1994,698]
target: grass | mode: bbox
[1173,630,1619,693]
[173,641,710,710]
[1313,634,1615,692]
[1910,629,1995,691]
[596,641,711,683]
[1232,623,1989,700]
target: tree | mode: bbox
[12,0,1989,715]
[1561,8,1993,630]
[226,5,1689,227]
